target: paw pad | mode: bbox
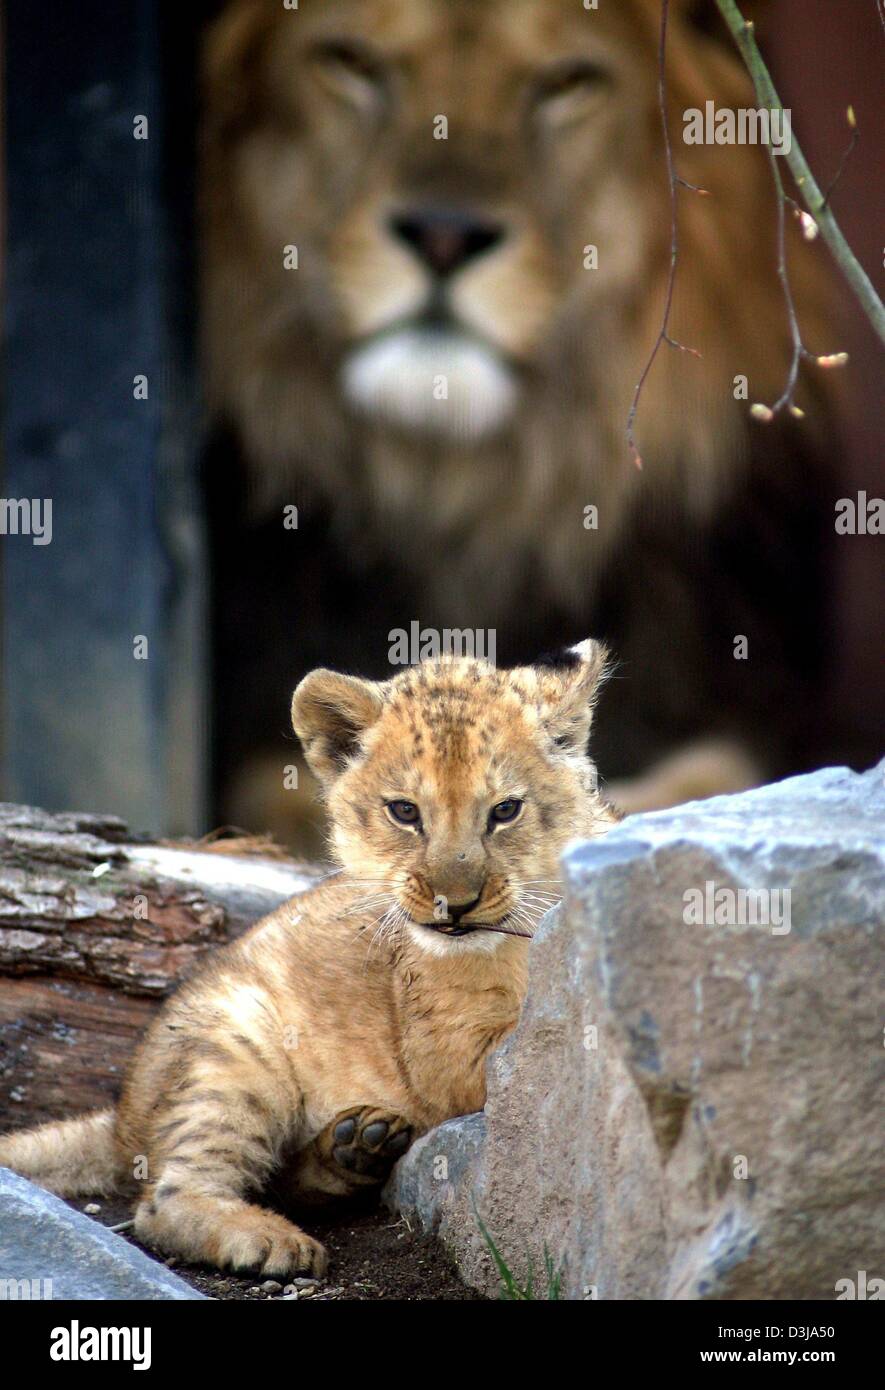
[329,1108,412,1180]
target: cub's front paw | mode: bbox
[135,1192,328,1278]
[218,1211,328,1278]
[324,1106,413,1183]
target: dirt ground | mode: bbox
[72,1194,486,1302]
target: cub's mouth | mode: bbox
[431,921,479,938]
[422,918,532,940]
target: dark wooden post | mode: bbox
[2,0,207,835]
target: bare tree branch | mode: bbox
[748,142,817,422]
[626,0,703,469]
[820,106,858,211]
[714,0,885,347]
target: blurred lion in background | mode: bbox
[201,0,841,848]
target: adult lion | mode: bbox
[201,0,841,836]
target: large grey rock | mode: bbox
[385,895,666,1300]
[0,1168,205,1299]
[388,1113,487,1236]
[388,762,885,1300]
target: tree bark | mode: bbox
[0,803,326,1128]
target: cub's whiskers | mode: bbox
[365,902,409,963]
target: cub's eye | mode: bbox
[386,799,422,829]
[534,58,613,126]
[310,37,388,108]
[488,798,524,829]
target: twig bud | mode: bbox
[795,209,819,241]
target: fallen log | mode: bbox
[0,803,326,1128]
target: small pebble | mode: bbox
[260,1280,282,1293]
[84,1203,101,1215]
[291,1277,319,1288]
[280,1292,300,1301]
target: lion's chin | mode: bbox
[341,326,518,443]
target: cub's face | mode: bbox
[291,644,617,954]
[205,0,668,444]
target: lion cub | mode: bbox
[0,644,616,1276]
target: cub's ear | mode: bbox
[533,639,610,754]
[291,670,385,785]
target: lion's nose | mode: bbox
[390,207,504,278]
[446,895,483,923]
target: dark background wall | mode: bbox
[766,0,884,764]
[2,0,881,836]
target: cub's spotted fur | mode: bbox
[0,645,616,1277]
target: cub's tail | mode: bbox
[0,1108,122,1197]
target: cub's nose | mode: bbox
[446,896,483,923]
[390,207,504,278]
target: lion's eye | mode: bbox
[310,38,387,108]
[386,800,422,829]
[534,59,612,125]
[488,798,523,829]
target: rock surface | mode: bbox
[387,762,885,1300]
[0,1167,205,1299]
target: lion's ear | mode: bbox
[202,0,275,135]
[291,670,385,785]
[533,639,610,754]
